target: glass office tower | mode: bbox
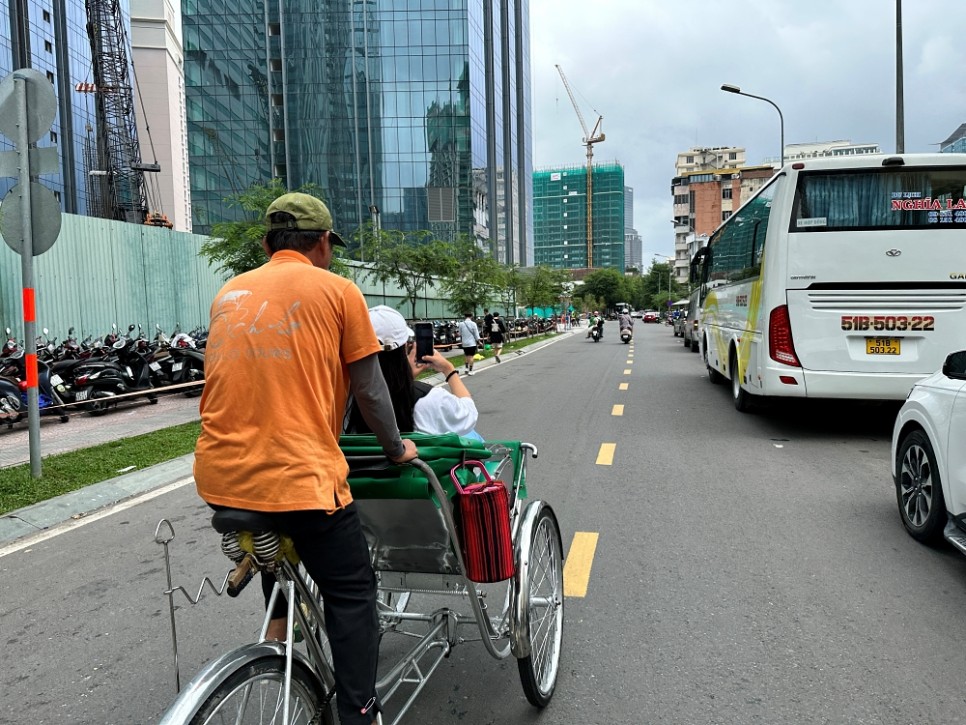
[183,0,533,266]
[1,0,101,214]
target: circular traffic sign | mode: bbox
[0,68,58,144]
[0,182,62,256]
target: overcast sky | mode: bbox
[528,0,966,263]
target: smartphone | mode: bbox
[414,322,435,361]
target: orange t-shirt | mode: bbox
[193,250,380,512]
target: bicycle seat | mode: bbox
[211,509,276,534]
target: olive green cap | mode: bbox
[265,192,346,246]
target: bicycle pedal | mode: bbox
[226,555,256,597]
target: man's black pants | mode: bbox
[259,503,379,725]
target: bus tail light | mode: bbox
[769,305,801,367]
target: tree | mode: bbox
[579,268,628,310]
[363,230,453,319]
[519,266,570,315]
[199,179,349,279]
[645,261,681,311]
[439,237,501,317]
[493,265,527,317]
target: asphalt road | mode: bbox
[3,323,966,724]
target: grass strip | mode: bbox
[0,421,201,514]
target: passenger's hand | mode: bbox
[413,349,451,375]
[389,438,418,463]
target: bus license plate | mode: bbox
[866,337,901,355]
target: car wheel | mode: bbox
[896,429,947,544]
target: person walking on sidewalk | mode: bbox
[482,308,493,344]
[193,192,417,725]
[489,311,508,363]
[458,311,481,375]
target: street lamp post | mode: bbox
[720,83,785,168]
[654,254,674,316]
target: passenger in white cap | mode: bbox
[344,305,482,441]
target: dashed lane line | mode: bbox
[612,404,624,416]
[596,443,616,465]
[623,369,632,375]
[619,383,629,390]
[564,531,599,598]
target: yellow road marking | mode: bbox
[564,532,599,598]
[623,369,632,375]
[626,360,633,364]
[612,404,624,416]
[596,443,616,465]
[619,383,629,390]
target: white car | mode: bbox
[891,350,966,553]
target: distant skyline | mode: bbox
[528,0,966,263]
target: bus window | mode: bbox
[708,180,779,284]
[791,166,966,231]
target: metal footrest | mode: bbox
[944,520,966,555]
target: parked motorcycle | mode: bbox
[0,329,70,425]
[71,324,158,415]
[152,325,206,396]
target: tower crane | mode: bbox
[555,64,605,268]
[81,0,165,226]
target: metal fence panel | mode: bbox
[0,214,465,343]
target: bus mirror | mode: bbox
[942,351,966,380]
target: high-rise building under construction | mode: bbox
[532,162,625,272]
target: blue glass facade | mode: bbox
[0,0,103,215]
[184,0,533,265]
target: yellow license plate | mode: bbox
[866,337,901,355]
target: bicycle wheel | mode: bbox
[189,656,334,725]
[517,506,564,708]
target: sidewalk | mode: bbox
[0,328,579,548]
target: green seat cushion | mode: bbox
[341,432,493,500]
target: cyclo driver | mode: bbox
[193,192,417,725]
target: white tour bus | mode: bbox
[693,153,966,411]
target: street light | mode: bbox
[720,83,785,168]
[654,254,674,315]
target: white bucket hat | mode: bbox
[368,305,414,350]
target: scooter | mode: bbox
[0,335,71,424]
[589,326,601,343]
[72,325,158,415]
[620,327,633,344]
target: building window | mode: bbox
[46,71,54,83]
[722,210,732,221]
[722,187,733,200]
[268,23,280,35]
[729,152,737,160]
[270,58,282,72]
[686,155,694,164]
[42,9,50,21]
[44,40,52,53]
[50,131,57,143]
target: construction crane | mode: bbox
[555,64,605,268]
[82,0,161,225]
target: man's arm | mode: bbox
[347,354,417,462]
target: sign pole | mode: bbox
[15,73,41,477]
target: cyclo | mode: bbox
[156,432,564,724]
